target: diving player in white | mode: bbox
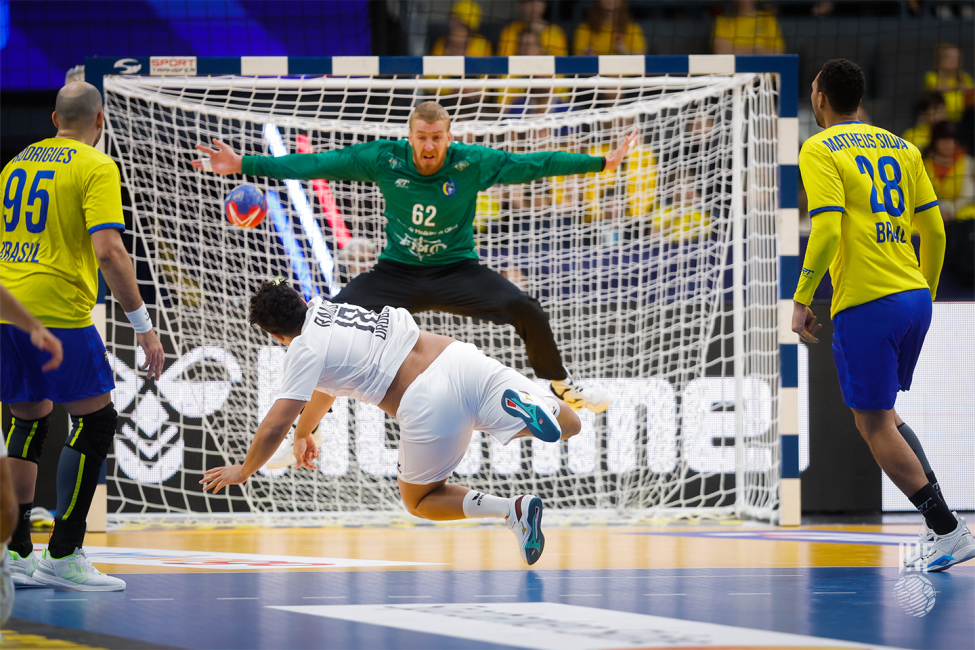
[201,280,581,565]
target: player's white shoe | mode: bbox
[33,548,126,591]
[551,378,612,413]
[506,494,545,565]
[1,545,13,625]
[7,548,43,587]
[904,516,975,572]
[902,520,935,568]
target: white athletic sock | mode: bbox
[543,396,562,418]
[462,491,510,519]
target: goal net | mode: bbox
[102,69,781,527]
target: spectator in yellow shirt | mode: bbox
[498,1,567,57]
[573,0,646,56]
[924,121,975,222]
[924,43,974,123]
[430,0,493,57]
[713,0,785,56]
[902,93,947,152]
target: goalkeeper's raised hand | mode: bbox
[603,130,640,172]
[192,138,243,175]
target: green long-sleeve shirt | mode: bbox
[242,139,604,266]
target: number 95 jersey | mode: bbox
[0,138,125,328]
[799,122,939,316]
[274,297,420,406]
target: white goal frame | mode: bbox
[85,54,802,528]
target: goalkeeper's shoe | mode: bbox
[33,548,126,591]
[30,507,55,530]
[905,516,975,572]
[7,548,43,587]
[501,389,562,443]
[506,495,545,566]
[551,378,612,413]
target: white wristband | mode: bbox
[125,303,153,334]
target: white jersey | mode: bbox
[275,297,420,405]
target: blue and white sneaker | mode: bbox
[506,495,545,566]
[501,389,562,443]
[910,516,975,572]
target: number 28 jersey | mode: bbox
[275,297,420,406]
[800,121,939,317]
[0,138,125,328]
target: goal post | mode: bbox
[85,54,801,528]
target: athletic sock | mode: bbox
[48,520,86,560]
[908,483,958,536]
[48,404,117,559]
[462,491,511,519]
[926,472,947,508]
[8,503,33,557]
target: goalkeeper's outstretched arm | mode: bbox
[481,130,638,187]
[192,138,375,182]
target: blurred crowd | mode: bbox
[419,1,972,278]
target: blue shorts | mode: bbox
[831,289,931,411]
[0,324,115,404]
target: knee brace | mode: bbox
[5,414,50,464]
[65,403,118,463]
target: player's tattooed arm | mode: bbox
[201,398,306,493]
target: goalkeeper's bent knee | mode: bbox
[5,413,50,464]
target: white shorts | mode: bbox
[394,341,555,485]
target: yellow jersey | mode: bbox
[572,21,646,56]
[0,138,125,328]
[799,122,939,317]
[712,11,785,54]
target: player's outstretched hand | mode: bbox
[603,130,640,172]
[293,434,320,470]
[792,301,822,344]
[200,464,247,494]
[192,138,243,175]
[31,325,63,372]
[137,330,165,380]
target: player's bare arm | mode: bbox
[292,390,336,470]
[192,138,243,175]
[201,397,306,493]
[91,228,165,379]
[0,285,63,371]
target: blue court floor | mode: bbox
[4,523,974,649]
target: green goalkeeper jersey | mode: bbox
[242,140,604,266]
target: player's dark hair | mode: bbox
[249,280,308,337]
[55,82,103,127]
[817,59,864,115]
[917,92,946,114]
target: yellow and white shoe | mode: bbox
[551,378,612,413]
